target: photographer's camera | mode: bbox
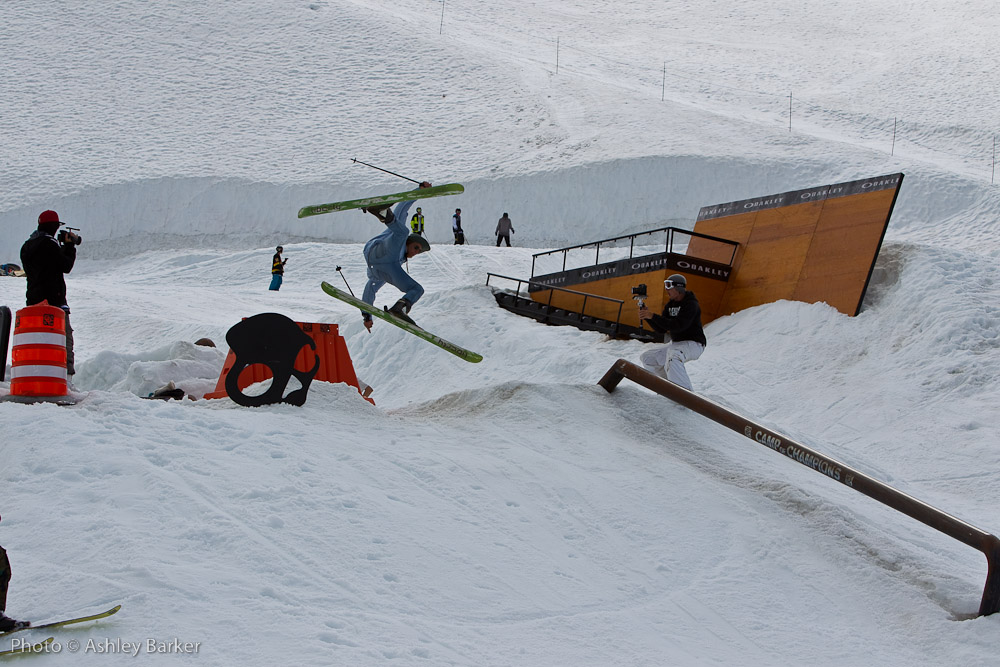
[58,227,82,246]
[631,284,647,308]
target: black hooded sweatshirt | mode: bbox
[645,290,707,347]
[20,228,76,309]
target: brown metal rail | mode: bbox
[598,358,1000,617]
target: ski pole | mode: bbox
[335,266,356,297]
[350,158,420,185]
[337,266,371,334]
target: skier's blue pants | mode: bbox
[269,274,282,291]
[364,262,424,306]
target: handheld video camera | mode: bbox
[631,284,647,309]
[58,226,83,246]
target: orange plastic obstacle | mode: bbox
[8,304,70,398]
[204,321,372,403]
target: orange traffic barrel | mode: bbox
[9,304,69,398]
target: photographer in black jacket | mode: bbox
[20,210,79,377]
[637,274,706,391]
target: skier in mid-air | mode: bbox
[360,181,433,331]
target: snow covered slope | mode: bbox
[1,1,998,665]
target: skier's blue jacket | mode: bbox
[361,199,424,314]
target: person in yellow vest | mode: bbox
[269,246,287,291]
[410,207,425,236]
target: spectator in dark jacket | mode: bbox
[20,210,78,376]
[637,274,706,390]
[452,209,465,245]
[495,212,515,247]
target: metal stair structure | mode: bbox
[488,225,739,338]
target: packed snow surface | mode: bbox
[1,1,998,665]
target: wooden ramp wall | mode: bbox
[690,173,903,318]
[524,173,903,330]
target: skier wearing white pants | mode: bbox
[637,274,706,391]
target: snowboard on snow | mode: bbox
[320,282,482,363]
[298,183,464,218]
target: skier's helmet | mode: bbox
[664,274,687,290]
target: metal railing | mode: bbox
[598,359,1000,617]
[486,273,625,325]
[531,226,740,277]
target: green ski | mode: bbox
[298,183,464,218]
[0,605,122,638]
[0,636,55,656]
[321,282,483,363]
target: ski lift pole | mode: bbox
[350,158,421,185]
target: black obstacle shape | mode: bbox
[224,313,320,407]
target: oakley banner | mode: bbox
[696,173,903,222]
[529,252,731,292]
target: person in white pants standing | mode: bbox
[637,274,706,391]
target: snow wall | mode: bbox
[2,156,997,260]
